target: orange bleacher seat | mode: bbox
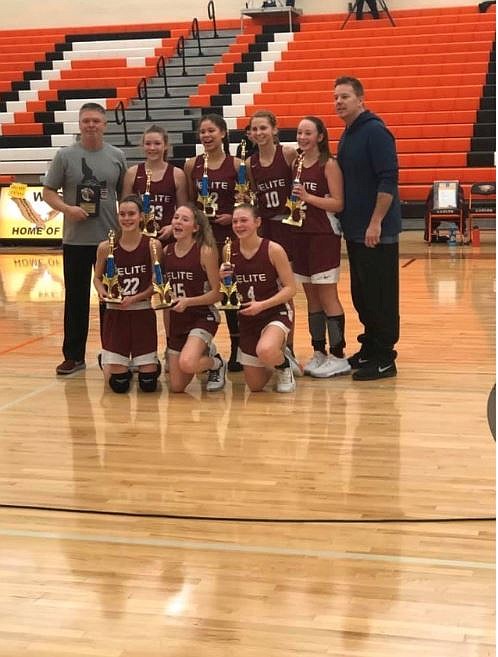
[71,58,128,69]
[398,153,467,168]
[401,168,494,185]
[25,101,49,113]
[285,42,489,59]
[254,86,482,104]
[2,123,43,136]
[107,98,130,111]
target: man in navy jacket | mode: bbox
[334,76,401,380]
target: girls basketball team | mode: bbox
[94,111,352,394]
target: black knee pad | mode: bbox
[138,371,158,393]
[109,371,131,394]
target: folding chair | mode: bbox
[425,180,465,245]
[468,182,496,242]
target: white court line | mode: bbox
[0,379,62,413]
[0,527,494,570]
[0,367,95,414]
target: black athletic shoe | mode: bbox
[347,351,371,370]
[228,356,243,372]
[352,361,397,381]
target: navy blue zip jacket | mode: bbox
[336,110,402,242]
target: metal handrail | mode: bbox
[191,18,203,56]
[156,55,170,98]
[176,35,187,76]
[207,0,219,38]
[137,77,152,121]
[113,101,132,146]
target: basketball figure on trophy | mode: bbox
[102,229,123,303]
[151,240,176,309]
[142,168,159,237]
[218,237,242,311]
[234,139,255,207]
[197,151,218,219]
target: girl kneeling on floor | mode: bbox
[222,203,299,393]
[163,204,224,393]
[94,195,161,393]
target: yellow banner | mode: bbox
[0,185,63,240]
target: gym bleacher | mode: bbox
[0,4,494,231]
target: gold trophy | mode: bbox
[218,237,242,311]
[197,152,217,218]
[282,153,306,228]
[102,230,123,303]
[142,168,159,237]
[234,139,255,206]
[8,183,46,227]
[151,240,176,309]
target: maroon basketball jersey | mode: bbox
[191,154,237,244]
[250,144,292,220]
[114,234,152,298]
[232,238,290,326]
[133,162,177,227]
[163,241,219,336]
[292,158,334,234]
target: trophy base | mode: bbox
[153,301,177,310]
[104,296,123,304]
[217,302,242,311]
[282,217,303,228]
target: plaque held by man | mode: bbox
[76,157,101,217]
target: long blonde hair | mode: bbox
[185,203,216,249]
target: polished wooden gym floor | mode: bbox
[0,232,495,657]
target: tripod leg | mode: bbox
[340,0,359,29]
[378,0,396,26]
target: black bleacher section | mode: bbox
[65,30,171,43]
[468,42,496,168]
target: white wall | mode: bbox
[2,0,477,30]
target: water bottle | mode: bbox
[448,226,457,246]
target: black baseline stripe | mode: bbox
[0,503,494,524]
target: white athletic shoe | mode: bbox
[310,354,352,378]
[206,357,227,392]
[275,365,296,393]
[284,346,304,377]
[303,351,327,375]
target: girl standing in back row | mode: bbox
[184,113,243,372]
[247,109,299,361]
[122,124,188,244]
[289,115,350,379]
